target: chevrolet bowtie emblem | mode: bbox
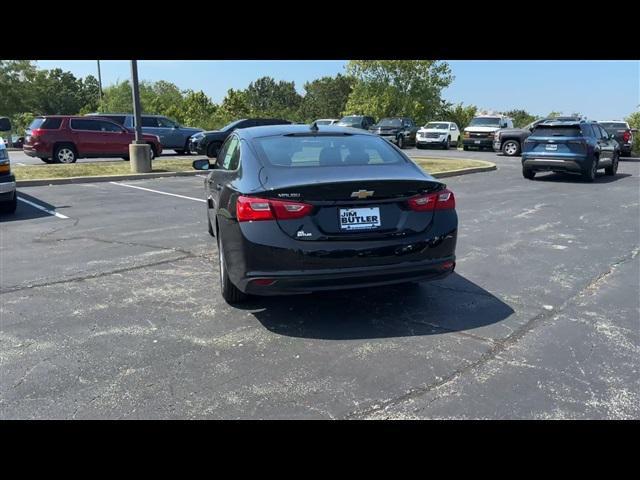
[351,189,374,199]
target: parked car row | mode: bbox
[0,117,17,213]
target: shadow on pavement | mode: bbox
[245,273,514,340]
[533,172,632,184]
[0,192,70,222]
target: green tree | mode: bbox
[344,60,453,125]
[0,60,37,117]
[504,109,538,128]
[244,76,302,120]
[441,102,478,130]
[218,88,251,123]
[298,74,354,122]
[625,111,640,155]
[182,90,220,130]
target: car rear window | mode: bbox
[598,122,627,130]
[254,135,404,168]
[28,117,62,130]
[532,126,582,137]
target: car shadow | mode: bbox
[532,172,632,184]
[0,192,70,222]
[240,273,514,340]
[621,156,640,162]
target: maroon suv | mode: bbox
[23,116,163,164]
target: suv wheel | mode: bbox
[522,167,536,179]
[147,144,156,160]
[583,157,598,182]
[502,140,520,157]
[55,144,77,163]
[397,136,405,149]
[605,152,619,176]
[444,137,450,150]
[463,145,469,151]
[218,236,247,304]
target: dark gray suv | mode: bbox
[86,113,203,154]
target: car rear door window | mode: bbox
[96,120,122,132]
[141,117,159,127]
[70,119,101,131]
[157,117,176,128]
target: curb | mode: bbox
[410,157,497,178]
[16,170,202,187]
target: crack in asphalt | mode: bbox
[342,247,640,419]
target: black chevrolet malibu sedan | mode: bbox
[192,124,458,303]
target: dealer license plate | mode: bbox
[339,207,381,231]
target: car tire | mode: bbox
[121,156,130,161]
[397,136,405,149]
[54,144,77,164]
[206,142,219,159]
[0,191,17,214]
[582,157,598,182]
[522,167,536,180]
[175,150,185,155]
[218,236,247,304]
[605,152,619,176]
[147,144,157,161]
[416,144,425,150]
[444,137,450,150]
[207,211,214,237]
[463,145,469,151]
[620,151,630,158]
[502,140,521,157]
[40,158,54,164]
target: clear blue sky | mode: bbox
[35,60,639,120]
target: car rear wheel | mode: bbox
[522,167,536,180]
[444,137,450,150]
[218,236,247,304]
[397,136,405,149]
[583,157,598,182]
[502,140,520,157]
[0,191,17,214]
[54,144,77,164]
[605,152,619,176]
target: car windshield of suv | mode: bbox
[338,116,362,125]
[221,119,245,132]
[469,118,501,127]
[254,135,403,168]
[376,118,402,127]
[424,123,449,130]
[598,122,627,131]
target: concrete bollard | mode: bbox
[130,143,151,173]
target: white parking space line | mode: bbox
[17,196,70,219]
[109,181,206,203]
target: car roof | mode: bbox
[235,124,377,139]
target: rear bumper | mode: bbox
[522,155,585,172]
[619,144,633,154]
[241,257,456,295]
[23,145,48,158]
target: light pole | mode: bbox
[129,60,151,172]
[96,60,103,104]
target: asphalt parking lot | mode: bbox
[1,150,639,419]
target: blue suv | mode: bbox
[86,113,203,154]
[522,119,620,182]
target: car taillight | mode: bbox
[407,189,455,211]
[623,130,631,142]
[236,196,313,222]
[30,128,43,139]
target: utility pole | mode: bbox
[97,60,103,104]
[129,60,151,173]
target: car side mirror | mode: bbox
[192,159,213,170]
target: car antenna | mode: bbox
[310,121,319,132]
